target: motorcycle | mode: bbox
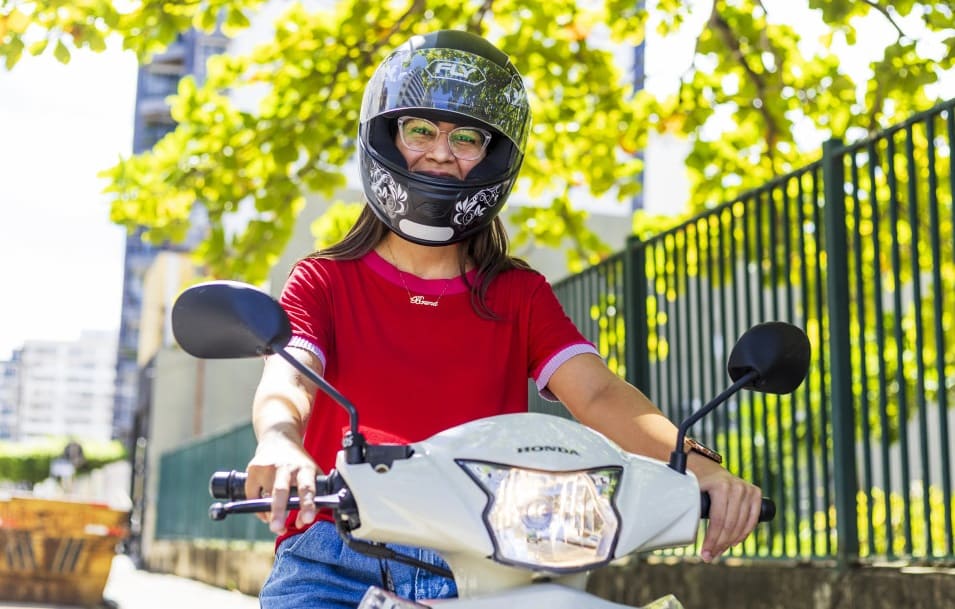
[170,280,810,609]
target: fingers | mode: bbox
[700,477,763,562]
[294,466,318,529]
[269,464,294,534]
[245,465,274,526]
[270,463,320,533]
[700,485,728,562]
[245,462,320,534]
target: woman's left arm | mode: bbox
[547,352,763,562]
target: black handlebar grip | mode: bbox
[700,492,775,522]
[209,470,337,500]
[210,470,248,500]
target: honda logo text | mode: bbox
[517,445,580,456]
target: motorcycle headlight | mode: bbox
[459,461,621,571]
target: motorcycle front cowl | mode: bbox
[358,583,686,608]
[339,412,700,597]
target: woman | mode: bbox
[248,29,763,609]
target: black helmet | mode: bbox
[358,30,531,245]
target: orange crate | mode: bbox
[0,496,128,607]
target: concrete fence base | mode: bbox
[146,539,274,597]
[587,556,955,609]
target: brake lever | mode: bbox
[209,493,343,521]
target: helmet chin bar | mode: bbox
[358,144,515,246]
[397,219,455,243]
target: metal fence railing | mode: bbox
[155,422,270,542]
[834,104,955,561]
[536,98,955,566]
[157,98,955,567]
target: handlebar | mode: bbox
[700,492,775,522]
[207,470,345,521]
[209,470,338,501]
[210,470,775,523]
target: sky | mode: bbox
[0,42,139,360]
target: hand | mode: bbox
[244,432,322,535]
[693,461,763,562]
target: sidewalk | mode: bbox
[0,554,259,609]
[102,555,260,609]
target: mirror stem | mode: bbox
[668,369,759,474]
[273,346,366,461]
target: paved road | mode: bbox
[0,555,260,609]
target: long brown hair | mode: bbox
[308,206,530,318]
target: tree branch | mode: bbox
[862,0,906,39]
[468,0,495,32]
[859,2,901,130]
[708,3,780,168]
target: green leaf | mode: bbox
[2,36,25,69]
[224,7,251,34]
[28,39,49,55]
[53,40,71,64]
[196,7,218,32]
[87,31,107,52]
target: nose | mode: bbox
[425,132,455,162]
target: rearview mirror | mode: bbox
[727,321,811,394]
[669,320,811,473]
[171,280,291,359]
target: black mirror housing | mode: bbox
[171,280,292,359]
[727,321,811,395]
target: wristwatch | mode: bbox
[684,437,723,464]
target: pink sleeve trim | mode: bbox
[534,343,601,402]
[287,335,327,369]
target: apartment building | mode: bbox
[14,331,117,442]
[112,28,228,446]
[0,356,19,440]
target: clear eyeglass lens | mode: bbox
[398,117,489,160]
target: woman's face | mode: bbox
[394,117,488,181]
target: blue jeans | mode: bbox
[259,520,458,608]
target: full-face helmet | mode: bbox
[358,30,531,245]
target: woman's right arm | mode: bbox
[245,347,323,534]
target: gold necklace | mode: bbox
[386,242,452,307]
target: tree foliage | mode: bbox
[2,0,954,280]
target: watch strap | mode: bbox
[684,437,723,464]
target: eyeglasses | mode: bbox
[396,116,492,161]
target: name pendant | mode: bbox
[409,295,439,307]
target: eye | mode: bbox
[402,118,437,138]
[450,129,484,146]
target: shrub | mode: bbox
[0,438,127,487]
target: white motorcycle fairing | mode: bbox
[338,412,701,600]
[360,583,686,608]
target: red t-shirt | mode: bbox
[275,251,597,542]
